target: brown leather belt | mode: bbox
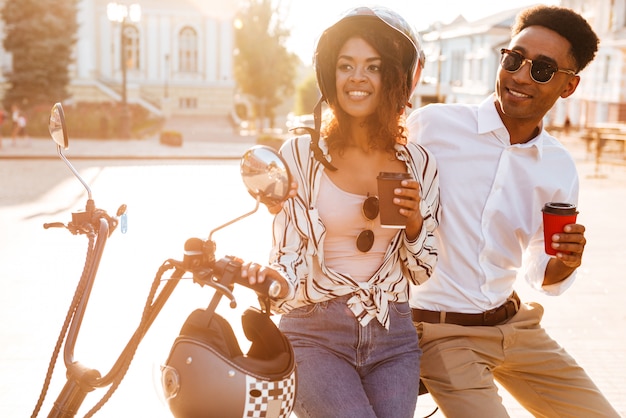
[412,292,521,326]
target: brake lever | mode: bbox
[43,222,66,230]
[192,267,237,308]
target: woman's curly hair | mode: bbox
[317,20,411,155]
[512,5,599,72]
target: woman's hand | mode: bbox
[266,181,298,215]
[394,179,423,240]
[241,262,290,299]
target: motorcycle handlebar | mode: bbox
[235,273,282,299]
[213,256,282,299]
[43,222,65,229]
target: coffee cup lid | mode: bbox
[542,202,578,215]
[378,172,412,180]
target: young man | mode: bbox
[407,5,620,417]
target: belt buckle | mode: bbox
[483,294,519,326]
[509,293,520,312]
[482,306,500,325]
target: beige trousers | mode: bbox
[416,301,620,418]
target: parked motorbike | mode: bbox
[31,103,296,418]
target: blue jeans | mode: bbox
[279,295,420,418]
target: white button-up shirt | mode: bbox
[407,96,577,313]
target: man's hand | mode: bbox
[552,223,586,267]
[544,223,586,285]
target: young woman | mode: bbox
[244,7,440,417]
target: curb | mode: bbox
[0,136,259,161]
[0,154,245,161]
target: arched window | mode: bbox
[179,27,198,73]
[123,24,140,70]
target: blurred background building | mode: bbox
[415,0,626,130]
[0,0,624,130]
[0,0,238,120]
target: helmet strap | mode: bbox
[308,97,337,171]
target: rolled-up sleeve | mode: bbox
[400,143,440,285]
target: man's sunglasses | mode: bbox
[356,195,379,252]
[500,48,576,84]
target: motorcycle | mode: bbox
[31,103,297,418]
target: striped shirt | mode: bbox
[269,135,440,329]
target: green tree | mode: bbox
[294,70,320,115]
[233,0,298,130]
[1,0,79,111]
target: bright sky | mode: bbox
[279,0,559,62]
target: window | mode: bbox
[471,57,484,82]
[179,97,198,109]
[450,50,464,86]
[179,27,198,73]
[123,25,140,70]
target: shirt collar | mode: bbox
[478,94,544,158]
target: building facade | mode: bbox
[0,0,239,118]
[2,1,624,126]
[565,0,626,125]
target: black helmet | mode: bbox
[161,307,296,418]
[314,6,425,105]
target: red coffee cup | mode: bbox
[542,202,578,256]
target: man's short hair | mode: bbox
[512,5,599,72]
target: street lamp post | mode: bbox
[107,3,141,139]
[164,53,169,99]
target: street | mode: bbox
[1,141,625,417]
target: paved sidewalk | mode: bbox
[0,135,258,160]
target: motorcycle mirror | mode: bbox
[48,102,93,200]
[240,145,292,207]
[208,145,291,243]
[49,102,68,150]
